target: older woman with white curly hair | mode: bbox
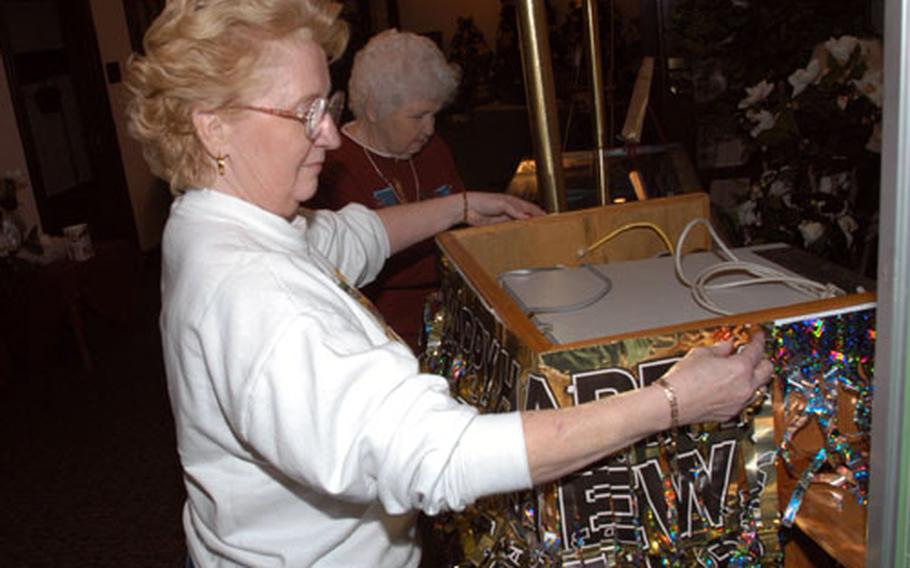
[314,28,471,351]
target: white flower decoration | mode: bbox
[760,168,780,185]
[768,178,791,197]
[788,59,822,97]
[838,215,859,248]
[737,199,760,227]
[798,220,825,247]
[824,35,859,64]
[738,79,774,109]
[833,172,852,193]
[852,69,883,107]
[866,122,882,153]
[746,109,777,138]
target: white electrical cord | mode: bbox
[674,218,843,315]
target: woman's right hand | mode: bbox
[659,331,773,425]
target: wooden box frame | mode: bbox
[432,193,875,566]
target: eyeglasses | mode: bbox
[233,91,345,140]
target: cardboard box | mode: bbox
[427,193,875,566]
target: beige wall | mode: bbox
[89,0,168,252]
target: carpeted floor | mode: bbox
[0,252,186,567]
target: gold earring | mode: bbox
[216,154,228,176]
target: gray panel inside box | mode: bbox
[498,245,825,344]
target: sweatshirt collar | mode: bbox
[176,188,309,253]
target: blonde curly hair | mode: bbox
[125,0,348,194]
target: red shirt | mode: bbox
[311,128,466,351]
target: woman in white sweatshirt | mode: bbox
[124,1,772,566]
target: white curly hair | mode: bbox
[347,29,461,120]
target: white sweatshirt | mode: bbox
[160,190,531,567]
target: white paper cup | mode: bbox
[63,223,94,262]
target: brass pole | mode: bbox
[608,0,616,142]
[516,0,566,213]
[583,0,610,205]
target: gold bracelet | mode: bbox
[656,377,679,429]
[462,191,469,225]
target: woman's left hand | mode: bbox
[464,192,546,226]
[376,191,546,255]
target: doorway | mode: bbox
[0,0,136,241]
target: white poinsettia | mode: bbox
[731,36,880,264]
[837,215,859,248]
[852,68,883,107]
[798,220,825,247]
[833,172,853,192]
[737,199,760,227]
[788,59,822,97]
[866,122,882,153]
[782,193,796,209]
[824,35,859,64]
[858,38,884,75]
[746,109,777,137]
[818,172,852,196]
[768,178,792,197]
[737,79,774,109]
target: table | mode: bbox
[0,240,141,378]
